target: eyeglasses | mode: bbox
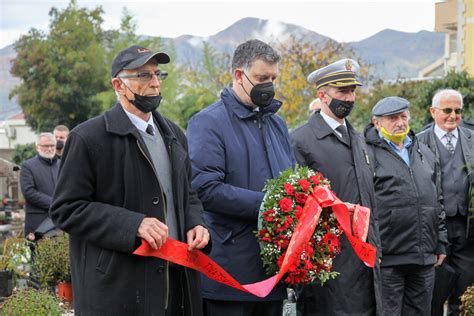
[119,70,168,82]
[38,144,56,148]
[436,107,463,115]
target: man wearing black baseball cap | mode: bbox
[50,45,210,315]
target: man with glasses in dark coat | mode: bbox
[50,45,209,315]
[417,89,474,316]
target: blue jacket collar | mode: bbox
[221,86,282,119]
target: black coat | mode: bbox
[290,111,382,316]
[20,155,59,235]
[364,125,448,267]
[417,126,474,240]
[50,104,206,316]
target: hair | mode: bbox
[432,89,464,108]
[53,125,69,133]
[36,132,56,145]
[114,71,129,100]
[231,39,280,73]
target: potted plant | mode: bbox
[0,236,31,297]
[460,284,474,316]
[33,233,72,302]
[0,288,66,315]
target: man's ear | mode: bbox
[234,68,244,85]
[111,78,125,95]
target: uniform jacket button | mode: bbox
[152,197,160,205]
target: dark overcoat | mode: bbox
[20,154,59,235]
[290,111,383,316]
[187,87,296,301]
[50,103,206,316]
[365,125,448,266]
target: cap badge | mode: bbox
[345,59,353,71]
[137,48,150,53]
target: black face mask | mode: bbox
[327,97,355,119]
[242,72,275,107]
[122,81,162,113]
[56,140,65,150]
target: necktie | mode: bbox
[445,132,454,154]
[336,125,350,145]
[146,124,155,136]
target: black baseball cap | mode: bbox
[111,45,170,77]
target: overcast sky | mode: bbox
[0,0,437,49]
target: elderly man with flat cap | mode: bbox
[291,59,383,315]
[364,96,448,316]
[50,45,210,315]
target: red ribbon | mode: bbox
[133,185,376,297]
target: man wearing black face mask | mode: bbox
[50,45,210,315]
[53,125,69,158]
[290,59,383,316]
[187,39,296,316]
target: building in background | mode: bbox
[0,112,37,161]
[420,0,474,78]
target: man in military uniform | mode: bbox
[291,59,382,316]
[417,89,474,316]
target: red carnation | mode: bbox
[274,235,290,249]
[298,179,311,192]
[279,197,293,213]
[284,183,295,195]
[295,193,307,205]
[263,209,275,222]
[295,205,303,220]
[259,228,272,242]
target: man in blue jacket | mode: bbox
[187,39,296,316]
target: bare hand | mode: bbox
[435,254,446,267]
[186,225,210,251]
[137,217,168,250]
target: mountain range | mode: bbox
[0,17,445,120]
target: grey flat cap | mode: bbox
[372,96,410,116]
[307,58,362,89]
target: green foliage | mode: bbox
[10,0,107,131]
[11,143,36,165]
[460,284,474,316]
[0,288,66,315]
[33,234,71,288]
[0,237,32,278]
[160,42,231,128]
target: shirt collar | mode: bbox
[434,124,458,140]
[122,105,155,134]
[320,110,346,130]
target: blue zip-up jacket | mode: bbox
[187,87,296,301]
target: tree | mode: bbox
[11,143,36,165]
[10,0,107,131]
[274,38,346,129]
[169,42,231,128]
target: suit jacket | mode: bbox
[417,125,474,240]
